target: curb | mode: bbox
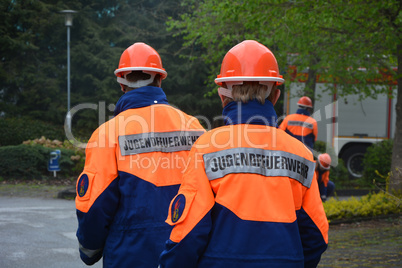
[57,186,76,199]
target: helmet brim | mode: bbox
[297,104,313,109]
[115,67,167,79]
[215,76,284,86]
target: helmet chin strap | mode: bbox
[218,82,274,99]
[218,87,233,98]
[117,72,156,89]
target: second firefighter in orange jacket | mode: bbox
[75,43,205,267]
[159,40,328,268]
[279,96,318,152]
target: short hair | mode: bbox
[124,71,161,91]
[221,81,277,107]
[231,82,269,104]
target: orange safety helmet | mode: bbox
[297,96,313,108]
[215,40,284,97]
[318,153,331,170]
[114,42,167,91]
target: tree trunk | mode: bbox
[389,44,402,194]
[305,68,317,104]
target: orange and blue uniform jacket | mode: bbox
[279,108,318,151]
[159,99,328,268]
[75,86,205,267]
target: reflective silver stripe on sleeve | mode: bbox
[203,147,315,188]
[287,120,314,129]
[79,242,102,258]
[119,131,204,156]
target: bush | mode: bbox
[362,139,393,188]
[329,158,350,189]
[324,192,401,221]
[313,140,327,154]
[0,142,84,180]
[0,117,65,146]
[0,145,48,179]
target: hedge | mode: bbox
[0,144,82,179]
[362,139,393,188]
[324,192,401,222]
[0,117,65,146]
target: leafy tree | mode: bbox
[0,0,66,122]
[0,0,220,144]
[168,0,401,192]
[312,0,401,193]
[105,0,219,125]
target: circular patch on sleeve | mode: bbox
[77,174,89,197]
[171,194,186,223]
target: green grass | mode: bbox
[319,216,402,267]
[0,180,74,199]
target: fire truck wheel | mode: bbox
[341,144,370,179]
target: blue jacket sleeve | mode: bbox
[159,211,212,268]
[296,208,328,268]
[76,178,120,265]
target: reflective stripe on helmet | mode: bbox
[114,67,167,78]
[215,76,284,85]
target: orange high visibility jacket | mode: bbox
[159,100,328,268]
[75,87,205,267]
[279,109,318,150]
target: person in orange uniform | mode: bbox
[159,40,328,268]
[279,96,318,152]
[315,153,335,202]
[75,42,205,267]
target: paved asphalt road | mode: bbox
[0,195,357,268]
[0,197,102,268]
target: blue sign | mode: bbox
[48,150,61,172]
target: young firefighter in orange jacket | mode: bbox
[159,40,329,268]
[75,42,205,267]
[279,96,318,152]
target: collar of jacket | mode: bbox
[114,86,169,116]
[222,99,278,127]
[296,108,311,116]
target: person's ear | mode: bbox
[271,88,281,106]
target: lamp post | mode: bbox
[60,10,77,133]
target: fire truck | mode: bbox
[283,69,397,179]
